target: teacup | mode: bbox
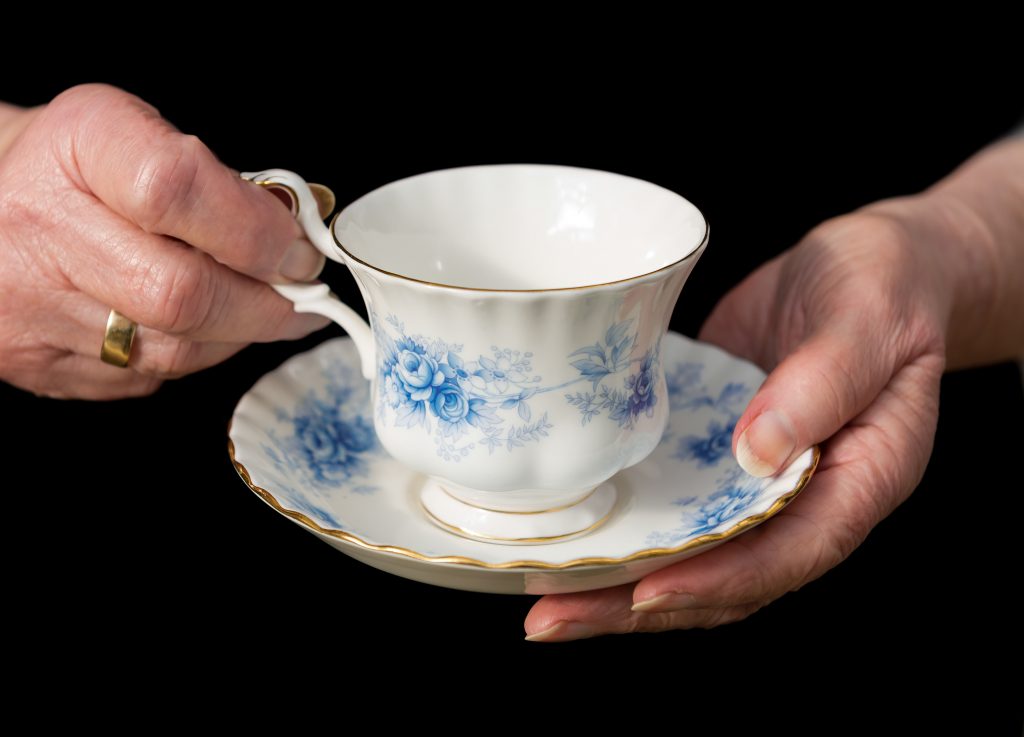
[243,165,708,543]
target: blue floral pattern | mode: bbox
[646,468,764,545]
[643,361,761,545]
[230,333,815,565]
[262,362,380,510]
[374,315,660,461]
[677,418,736,467]
[565,321,660,429]
[666,362,747,466]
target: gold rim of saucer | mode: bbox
[229,439,819,571]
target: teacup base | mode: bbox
[419,479,617,545]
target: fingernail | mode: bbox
[279,238,326,282]
[524,621,599,643]
[631,592,698,613]
[735,409,796,477]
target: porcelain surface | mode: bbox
[229,333,818,594]
[242,166,711,538]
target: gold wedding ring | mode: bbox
[100,309,138,368]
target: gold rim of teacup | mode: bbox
[328,212,710,293]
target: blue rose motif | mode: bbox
[627,354,657,418]
[294,409,376,485]
[688,480,761,535]
[431,381,471,436]
[339,416,376,453]
[609,349,658,427]
[297,418,340,465]
[677,418,736,467]
[427,381,501,436]
[395,349,445,401]
[433,382,470,422]
[375,314,671,455]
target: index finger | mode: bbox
[49,84,323,283]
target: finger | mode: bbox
[628,495,846,613]
[525,584,634,640]
[50,192,327,343]
[39,353,162,400]
[730,322,896,477]
[49,84,324,283]
[630,354,941,615]
[36,296,249,380]
[523,584,762,642]
[65,297,246,378]
[128,331,246,379]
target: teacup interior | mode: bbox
[333,165,706,290]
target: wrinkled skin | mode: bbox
[1,87,1020,641]
[525,133,1024,641]
[0,84,326,399]
[525,213,951,640]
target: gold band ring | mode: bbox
[100,310,137,368]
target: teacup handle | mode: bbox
[241,169,375,381]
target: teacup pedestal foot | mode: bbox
[419,479,617,545]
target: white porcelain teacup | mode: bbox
[243,165,708,543]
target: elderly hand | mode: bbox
[524,136,1024,641]
[0,84,326,398]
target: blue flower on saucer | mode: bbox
[676,418,737,468]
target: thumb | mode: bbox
[733,326,894,477]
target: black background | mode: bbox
[3,64,1022,729]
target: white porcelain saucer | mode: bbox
[229,333,818,595]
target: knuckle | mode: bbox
[140,338,197,379]
[135,256,216,335]
[127,134,205,233]
[802,214,911,309]
[221,190,299,276]
[48,83,132,112]
[801,212,947,365]
[47,84,160,143]
[811,211,909,255]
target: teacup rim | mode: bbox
[330,163,709,293]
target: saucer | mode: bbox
[229,333,818,595]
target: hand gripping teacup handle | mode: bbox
[241,169,375,380]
